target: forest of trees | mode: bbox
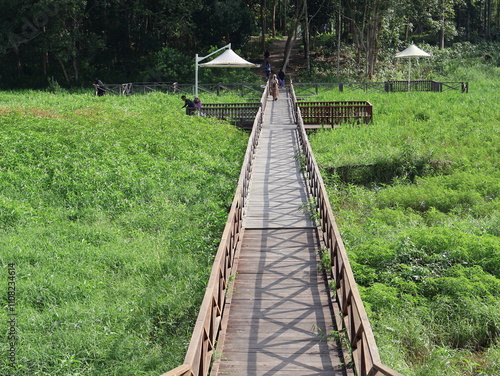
[0,0,498,88]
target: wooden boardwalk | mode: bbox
[212,90,348,376]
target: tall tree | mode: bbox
[193,0,254,49]
[282,0,306,72]
[303,0,333,70]
[341,0,394,78]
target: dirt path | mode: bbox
[251,37,306,81]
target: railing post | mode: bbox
[289,82,403,376]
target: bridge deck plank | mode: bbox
[213,90,348,376]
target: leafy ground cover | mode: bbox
[0,91,248,375]
[308,51,500,375]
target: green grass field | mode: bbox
[0,91,248,375]
[1,48,499,376]
[308,59,500,375]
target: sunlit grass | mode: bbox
[0,91,248,375]
[309,60,500,375]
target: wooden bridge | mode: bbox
[163,83,403,376]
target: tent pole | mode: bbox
[195,54,199,97]
[408,58,411,92]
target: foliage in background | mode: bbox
[0,0,498,88]
[308,44,500,375]
[0,91,248,375]
[297,39,500,82]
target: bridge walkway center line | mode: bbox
[211,88,349,376]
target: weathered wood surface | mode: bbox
[291,84,404,376]
[243,94,314,229]
[212,90,348,376]
[160,83,271,376]
[297,101,373,126]
[196,103,261,127]
[292,81,468,96]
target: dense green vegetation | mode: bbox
[1,38,499,375]
[308,49,500,375]
[0,92,248,375]
[1,0,498,88]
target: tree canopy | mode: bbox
[0,0,498,88]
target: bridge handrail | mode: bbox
[290,82,403,376]
[291,80,468,95]
[297,101,373,125]
[160,80,269,376]
[190,103,261,126]
[101,81,467,97]
[102,82,264,97]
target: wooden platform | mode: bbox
[212,90,348,376]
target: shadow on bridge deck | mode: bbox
[212,90,351,376]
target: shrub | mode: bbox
[310,57,500,374]
[0,91,248,375]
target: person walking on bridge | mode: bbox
[270,74,279,101]
[278,69,286,88]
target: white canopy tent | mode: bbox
[395,44,431,89]
[195,43,259,97]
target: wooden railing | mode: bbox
[292,80,468,97]
[191,102,261,127]
[102,82,264,98]
[101,81,467,98]
[290,83,404,376]
[439,81,469,93]
[384,80,468,93]
[385,80,437,92]
[160,81,269,376]
[297,101,373,125]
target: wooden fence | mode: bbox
[385,80,468,93]
[297,100,373,126]
[159,81,269,376]
[292,80,468,97]
[101,80,467,98]
[102,82,264,98]
[439,81,469,92]
[192,102,261,128]
[290,83,404,376]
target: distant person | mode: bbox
[277,69,285,88]
[264,50,270,63]
[93,78,105,96]
[181,95,195,115]
[265,62,271,80]
[270,74,279,101]
[193,97,204,116]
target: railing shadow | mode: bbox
[161,79,404,376]
[160,80,269,376]
[290,83,404,376]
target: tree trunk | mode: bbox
[261,0,267,53]
[55,55,70,84]
[271,0,277,38]
[486,0,491,39]
[337,0,341,73]
[282,0,305,72]
[440,0,445,49]
[366,6,384,79]
[303,0,310,70]
[440,15,445,49]
[73,56,79,82]
[282,34,295,73]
